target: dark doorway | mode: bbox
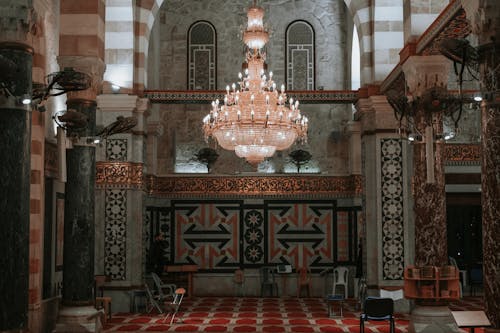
[446,193,482,270]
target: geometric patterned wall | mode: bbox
[104,138,129,280]
[106,138,128,161]
[380,138,405,280]
[146,200,361,272]
[104,189,127,280]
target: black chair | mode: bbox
[469,267,483,296]
[360,297,395,333]
[260,266,278,297]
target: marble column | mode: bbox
[54,57,105,332]
[402,55,450,267]
[62,98,97,304]
[355,91,411,312]
[461,1,500,328]
[0,42,32,332]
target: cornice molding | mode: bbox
[143,90,359,105]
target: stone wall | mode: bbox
[150,0,351,175]
[156,103,351,175]
[150,0,349,90]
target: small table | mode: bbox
[165,265,198,296]
[326,294,344,318]
[451,311,491,333]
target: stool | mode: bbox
[326,294,344,318]
[95,297,112,323]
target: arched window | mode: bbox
[188,21,216,90]
[286,21,315,90]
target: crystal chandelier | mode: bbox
[202,1,308,166]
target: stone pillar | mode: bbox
[346,120,361,176]
[95,94,149,312]
[461,1,500,329]
[0,41,33,333]
[55,57,105,332]
[0,1,36,330]
[146,121,164,175]
[63,98,97,304]
[402,55,450,267]
[355,90,411,312]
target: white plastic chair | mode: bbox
[332,266,349,298]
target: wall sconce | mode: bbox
[53,109,89,133]
[96,116,138,140]
[111,84,121,94]
[21,94,31,105]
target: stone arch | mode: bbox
[343,0,404,85]
[131,0,403,91]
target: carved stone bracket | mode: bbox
[401,55,451,97]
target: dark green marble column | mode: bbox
[62,99,96,305]
[0,42,32,331]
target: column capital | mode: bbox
[97,94,140,114]
[346,120,361,135]
[0,2,38,44]
[401,55,450,97]
[355,95,399,133]
[135,98,150,114]
[461,0,500,43]
[58,56,105,101]
[147,122,164,137]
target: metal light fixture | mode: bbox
[202,1,308,166]
[387,83,466,143]
[33,67,92,111]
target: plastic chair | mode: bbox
[360,297,395,333]
[449,257,465,297]
[297,267,312,297]
[260,266,279,297]
[164,287,186,324]
[151,272,176,298]
[145,282,164,313]
[332,266,349,299]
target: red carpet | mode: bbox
[103,296,484,332]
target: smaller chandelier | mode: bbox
[202,1,308,166]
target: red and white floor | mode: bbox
[103,297,484,332]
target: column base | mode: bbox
[53,305,102,333]
[408,305,460,333]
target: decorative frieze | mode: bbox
[143,90,358,104]
[444,144,481,164]
[96,162,144,189]
[96,162,363,197]
[417,3,469,54]
[144,175,362,198]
